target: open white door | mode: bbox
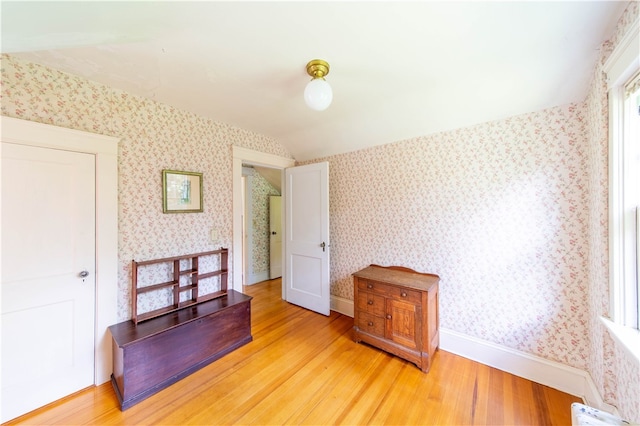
[284,162,330,315]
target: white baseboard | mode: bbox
[329,297,612,413]
[331,295,354,317]
[246,271,270,285]
[582,374,620,416]
[440,328,617,412]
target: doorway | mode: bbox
[232,146,330,315]
[232,147,294,294]
[242,165,282,285]
[0,116,118,422]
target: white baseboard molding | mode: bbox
[331,295,354,317]
[582,374,621,417]
[328,297,613,413]
[440,328,617,413]
[245,271,270,285]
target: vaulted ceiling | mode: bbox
[1,1,627,161]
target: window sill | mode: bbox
[600,317,640,362]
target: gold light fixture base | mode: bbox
[306,59,330,79]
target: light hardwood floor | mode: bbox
[6,278,580,425]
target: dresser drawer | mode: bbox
[356,292,385,317]
[358,279,421,303]
[357,312,385,337]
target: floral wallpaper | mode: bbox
[247,169,280,280]
[0,53,293,321]
[310,102,591,368]
[302,2,639,420]
[583,1,639,422]
[1,2,638,419]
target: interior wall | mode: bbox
[298,2,638,419]
[0,53,293,322]
[583,2,639,422]
[308,102,590,370]
[2,4,638,416]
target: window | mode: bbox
[618,73,640,328]
[605,23,640,335]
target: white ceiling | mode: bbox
[1,1,627,161]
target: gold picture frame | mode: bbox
[162,170,203,213]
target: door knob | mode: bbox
[320,242,326,252]
[79,270,89,278]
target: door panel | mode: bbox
[290,253,322,294]
[386,299,419,350]
[1,143,96,422]
[284,162,329,315]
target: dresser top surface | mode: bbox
[353,265,439,291]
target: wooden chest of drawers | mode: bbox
[353,265,439,372]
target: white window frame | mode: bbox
[602,17,640,359]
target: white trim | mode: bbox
[609,83,626,323]
[438,328,621,413]
[0,116,119,386]
[331,296,617,413]
[604,17,640,89]
[232,146,294,293]
[245,271,270,286]
[600,316,640,362]
[583,375,621,418]
[244,174,255,285]
[605,17,640,328]
[330,295,354,317]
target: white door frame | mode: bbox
[232,146,294,294]
[1,116,119,385]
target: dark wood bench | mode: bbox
[109,290,252,410]
[108,249,252,410]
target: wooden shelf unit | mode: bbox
[131,248,228,324]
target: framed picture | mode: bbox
[162,170,203,213]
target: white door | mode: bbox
[1,143,96,422]
[269,195,282,279]
[284,162,330,315]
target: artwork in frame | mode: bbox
[162,170,203,213]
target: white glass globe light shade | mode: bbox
[304,78,333,111]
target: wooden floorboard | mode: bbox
[5,278,581,425]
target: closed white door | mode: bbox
[1,143,96,422]
[284,162,330,315]
[269,195,282,279]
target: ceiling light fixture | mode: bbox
[304,59,332,111]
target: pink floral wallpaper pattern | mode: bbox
[301,2,639,419]
[310,103,590,368]
[1,2,638,419]
[1,54,293,321]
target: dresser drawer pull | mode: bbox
[401,291,407,297]
[367,283,373,289]
[367,300,374,305]
[368,321,374,326]
[386,314,392,320]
